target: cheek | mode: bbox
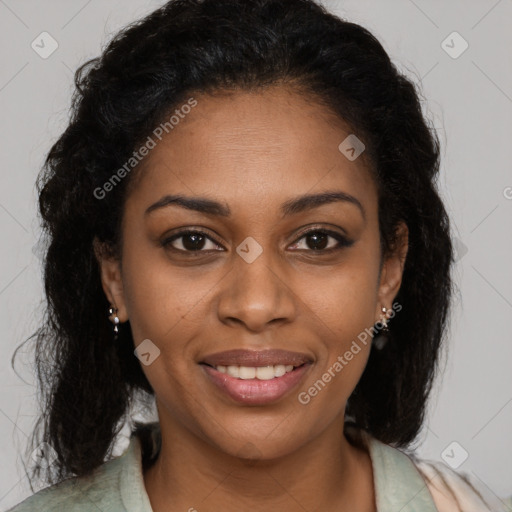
[120,254,197,403]
[120,240,224,398]
[292,252,378,397]
[296,285,374,424]
[121,245,202,343]
[297,256,380,338]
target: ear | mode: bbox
[375,221,409,320]
[93,237,128,322]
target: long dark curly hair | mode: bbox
[13,0,455,488]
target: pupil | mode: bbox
[308,232,327,250]
[183,233,205,251]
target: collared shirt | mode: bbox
[7,422,511,511]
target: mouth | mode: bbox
[199,349,313,405]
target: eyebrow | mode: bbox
[145,190,366,221]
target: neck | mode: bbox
[143,414,376,512]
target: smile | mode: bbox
[199,349,313,405]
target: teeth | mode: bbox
[256,366,275,380]
[274,365,287,377]
[226,365,239,378]
[214,364,296,379]
[238,366,256,379]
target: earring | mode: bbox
[108,305,120,340]
[380,306,390,332]
[373,306,390,350]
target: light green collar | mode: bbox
[357,428,438,511]
[119,423,438,512]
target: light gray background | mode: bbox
[1,0,511,509]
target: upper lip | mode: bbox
[201,349,313,368]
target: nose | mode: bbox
[216,246,297,333]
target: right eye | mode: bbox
[161,230,224,253]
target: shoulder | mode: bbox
[411,456,510,512]
[7,467,118,511]
[348,425,511,512]
[6,437,141,512]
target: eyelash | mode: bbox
[161,227,354,255]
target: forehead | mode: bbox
[127,86,377,217]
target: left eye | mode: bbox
[289,229,353,252]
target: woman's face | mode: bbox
[99,85,407,459]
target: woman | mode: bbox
[9,0,510,510]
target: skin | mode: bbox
[97,85,408,512]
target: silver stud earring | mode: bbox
[108,305,120,340]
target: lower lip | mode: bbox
[200,363,311,405]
